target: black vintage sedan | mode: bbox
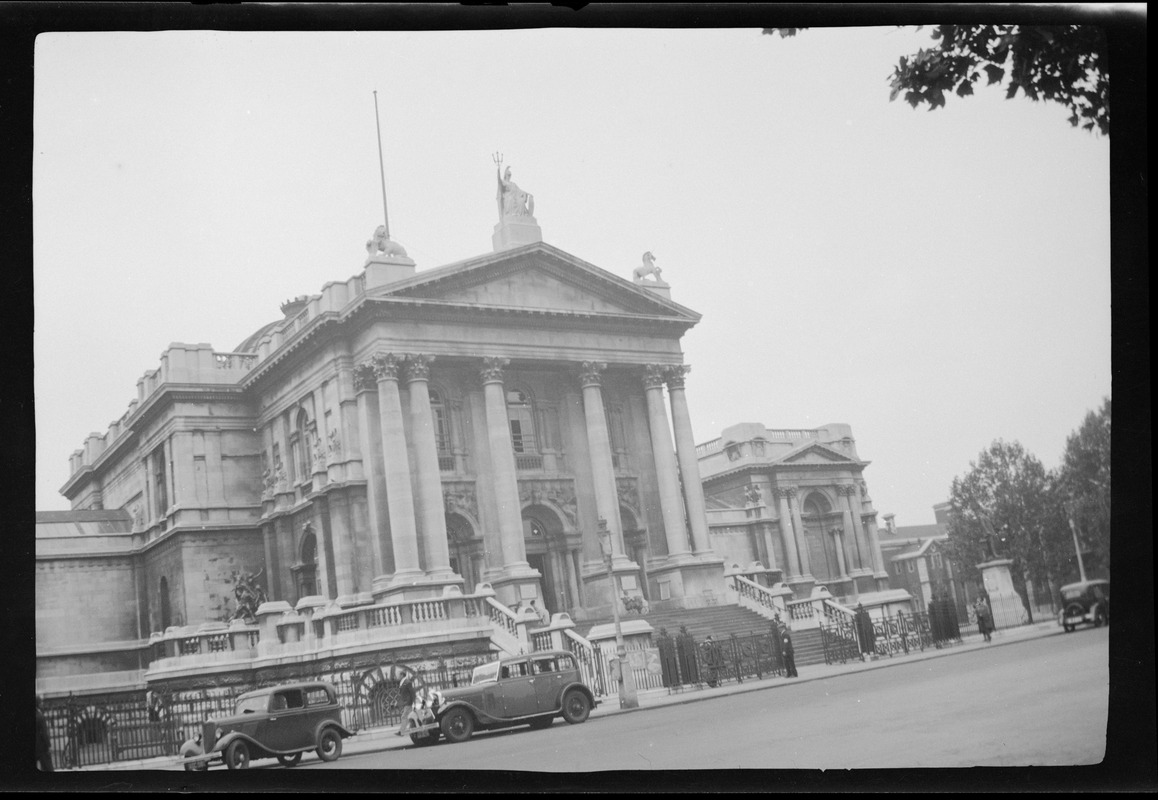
[1058,579,1110,632]
[179,681,354,770]
[403,650,597,745]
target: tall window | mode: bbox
[152,444,168,517]
[507,388,544,471]
[431,389,454,471]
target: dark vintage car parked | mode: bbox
[179,681,354,770]
[401,650,597,745]
[1058,578,1110,632]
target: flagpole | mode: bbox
[373,90,390,239]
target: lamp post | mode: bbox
[597,517,638,710]
[1063,500,1089,583]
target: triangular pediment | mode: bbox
[377,242,699,323]
[778,442,859,465]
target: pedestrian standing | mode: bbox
[36,696,54,772]
[975,597,993,642]
[782,632,798,678]
[854,603,875,659]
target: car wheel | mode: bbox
[316,728,343,762]
[410,729,440,747]
[440,708,475,744]
[277,751,303,767]
[1063,623,1074,633]
[224,740,250,770]
[528,716,554,730]
[561,690,591,725]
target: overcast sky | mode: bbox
[33,25,1111,525]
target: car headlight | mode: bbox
[215,727,224,743]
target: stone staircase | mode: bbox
[577,603,831,667]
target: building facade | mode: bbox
[696,422,891,602]
[37,207,729,692]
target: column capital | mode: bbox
[405,354,435,382]
[778,485,799,500]
[836,483,857,497]
[353,363,379,393]
[828,526,845,537]
[579,361,607,387]
[371,352,404,381]
[664,364,690,389]
[479,356,509,384]
[642,364,668,390]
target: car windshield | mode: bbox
[235,695,269,715]
[471,662,500,685]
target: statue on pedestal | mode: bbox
[494,153,534,219]
[230,568,268,624]
[633,251,664,284]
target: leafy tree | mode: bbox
[764,25,1109,136]
[944,440,1072,616]
[1054,397,1111,578]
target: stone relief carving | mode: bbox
[633,251,663,284]
[327,428,342,457]
[442,483,479,522]
[744,484,763,506]
[230,568,268,624]
[616,477,640,518]
[518,479,579,528]
[352,363,378,392]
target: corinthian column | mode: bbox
[373,353,422,582]
[830,526,849,578]
[643,365,692,559]
[480,357,531,572]
[845,482,871,571]
[786,486,812,577]
[665,366,712,555]
[838,484,867,571]
[580,361,625,554]
[406,354,456,580]
[353,363,389,576]
[774,488,801,578]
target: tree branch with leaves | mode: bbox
[765,25,1109,136]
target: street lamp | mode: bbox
[1062,500,1089,583]
[597,517,639,710]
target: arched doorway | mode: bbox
[801,492,840,584]
[522,506,575,616]
[446,513,484,593]
[292,531,318,603]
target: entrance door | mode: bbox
[528,554,556,615]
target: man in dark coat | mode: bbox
[782,632,798,678]
[36,696,53,772]
[854,604,876,659]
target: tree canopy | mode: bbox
[765,25,1109,136]
[943,440,1071,611]
[1055,397,1111,576]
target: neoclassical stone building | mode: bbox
[697,422,891,600]
[36,202,728,688]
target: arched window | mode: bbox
[294,532,317,601]
[159,576,172,630]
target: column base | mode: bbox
[488,563,543,609]
[638,555,726,611]
[787,575,816,599]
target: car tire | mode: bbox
[528,716,554,730]
[224,739,250,770]
[316,728,343,762]
[277,751,303,767]
[440,708,475,744]
[561,690,591,725]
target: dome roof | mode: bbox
[233,318,282,354]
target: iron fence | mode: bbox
[40,652,495,768]
[820,608,971,665]
[653,627,784,690]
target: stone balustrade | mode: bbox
[144,584,527,678]
[731,575,795,621]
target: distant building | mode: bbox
[697,422,891,601]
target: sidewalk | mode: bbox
[69,619,1066,771]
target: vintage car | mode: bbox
[400,650,597,745]
[1058,578,1110,632]
[179,681,353,770]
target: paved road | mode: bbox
[308,627,1107,770]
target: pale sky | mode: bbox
[33,25,1111,525]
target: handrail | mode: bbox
[485,597,519,639]
[731,575,790,622]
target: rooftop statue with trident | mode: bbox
[493,152,535,220]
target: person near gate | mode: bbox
[974,596,994,643]
[782,631,798,678]
[36,695,54,772]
